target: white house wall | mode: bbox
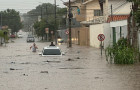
[90,24,104,48]
[113,2,131,15]
[103,23,111,48]
[110,20,128,42]
[110,20,127,27]
[106,0,131,15]
[90,23,110,48]
[122,25,128,38]
[90,20,128,48]
[86,0,101,21]
[113,25,127,42]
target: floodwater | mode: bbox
[0,33,140,90]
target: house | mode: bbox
[89,0,132,48]
[64,0,132,48]
[64,0,104,46]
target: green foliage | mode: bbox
[26,3,67,32]
[105,38,137,64]
[0,9,23,33]
[127,0,140,4]
[33,19,56,38]
[31,3,67,40]
[57,8,67,28]
[134,11,140,26]
[33,20,46,37]
[127,0,140,26]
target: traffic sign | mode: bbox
[98,34,105,56]
[45,28,49,33]
[98,34,105,41]
[51,31,53,34]
[65,30,69,35]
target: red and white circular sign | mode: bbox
[51,31,53,34]
[65,30,69,35]
[98,34,105,41]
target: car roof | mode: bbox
[27,36,34,38]
[43,46,60,49]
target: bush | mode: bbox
[105,38,137,64]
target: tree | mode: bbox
[30,3,67,40]
[127,0,140,26]
[33,19,57,40]
[0,9,23,33]
[34,20,47,40]
[57,8,67,29]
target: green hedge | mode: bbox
[105,38,137,64]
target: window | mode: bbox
[43,49,61,55]
[120,27,122,38]
[94,10,103,16]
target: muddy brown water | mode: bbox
[0,32,140,90]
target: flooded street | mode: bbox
[0,33,140,90]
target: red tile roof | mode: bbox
[107,15,130,23]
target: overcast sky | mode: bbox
[0,0,69,13]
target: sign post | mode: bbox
[65,29,69,35]
[98,34,105,56]
[51,31,53,41]
[3,31,7,47]
[45,28,49,42]
[65,29,69,47]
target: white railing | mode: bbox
[81,16,106,24]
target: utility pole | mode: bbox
[1,13,2,45]
[46,4,49,42]
[68,0,72,47]
[54,0,57,45]
[111,4,113,21]
[0,13,2,27]
[41,6,43,20]
[46,4,48,22]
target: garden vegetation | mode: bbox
[105,38,139,64]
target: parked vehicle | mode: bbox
[57,38,64,43]
[39,46,65,56]
[18,34,23,38]
[27,36,35,42]
[10,34,16,38]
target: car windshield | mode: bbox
[27,37,34,39]
[43,49,61,55]
[28,36,34,38]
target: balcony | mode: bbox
[80,16,106,25]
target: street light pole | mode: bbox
[68,0,72,47]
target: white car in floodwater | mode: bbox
[39,46,65,56]
[17,34,23,38]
